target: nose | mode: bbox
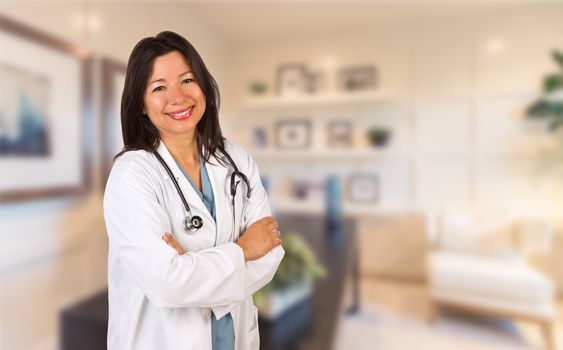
[169,85,185,105]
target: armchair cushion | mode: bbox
[430,252,554,303]
[438,210,518,258]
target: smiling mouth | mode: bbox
[168,107,194,120]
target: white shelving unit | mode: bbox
[273,199,415,216]
[237,89,411,217]
[243,90,397,110]
[252,149,410,161]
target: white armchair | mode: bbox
[427,210,557,349]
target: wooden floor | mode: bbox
[347,277,563,350]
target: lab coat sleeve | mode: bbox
[212,144,284,319]
[104,155,246,308]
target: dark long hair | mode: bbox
[115,31,224,162]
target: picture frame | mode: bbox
[327,120,353,148]
[338,65,377,92]
[101,57,127,185]
[308,70,327,94]
[252,126,268,149]
[276,64,310,97]
[275,119,312,149]
[347,173,379,203]
[0,15,93,202]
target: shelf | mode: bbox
[243,90,397,109]
[272,199,410,216]
[251,149,409,161]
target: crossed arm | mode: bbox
[163,216,282,260]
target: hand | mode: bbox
[162,232,186,255]
[236,216,282,261]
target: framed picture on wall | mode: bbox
[338,65,377,92]
[276,64,310,97]
[101,58,127,186]
[327,120,353,148]
[347,173,379,203]
[0,15,93,202]
[275,119,311,149]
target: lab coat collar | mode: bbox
[203,148,230,243]
[154,141,215,227]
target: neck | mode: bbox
[161,132,199,165]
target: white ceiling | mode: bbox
[183,1,534,46]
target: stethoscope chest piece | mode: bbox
[184,214,203,233]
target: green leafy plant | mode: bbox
[249,81,267,95]
[366,126,391,147]
[253,232,326,306]
[526,50,563,131]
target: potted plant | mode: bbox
[366,126,392,147]
[249,81,268,95]
[253,232,326,319]
[526,50,563,132]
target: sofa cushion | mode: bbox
[438,210,518,258]
[429,251,554,305]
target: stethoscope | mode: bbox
[153,148,251,241]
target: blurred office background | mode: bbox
[1,0,563,349]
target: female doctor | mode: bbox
[103,31,284,350]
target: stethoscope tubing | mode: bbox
[153,147,250,236]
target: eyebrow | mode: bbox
[149,70,193,85]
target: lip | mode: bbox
[167,106,193,120]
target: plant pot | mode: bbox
[368,131,391,147]
[257,279,313,320]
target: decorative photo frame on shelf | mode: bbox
[101,57,127,186]
[276,63,310,97]
[275,119,312,149]
[0,15,93,202]
[252,126,268,149]
[347,173,379,203]
[327,120,353,148]
[308,70,327,94]
[338,65,377,92]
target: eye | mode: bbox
[182,78,195,84]
[152,86,165,93]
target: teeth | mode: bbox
[170,107,192,117]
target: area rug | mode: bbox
[332,304,541,350]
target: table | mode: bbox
[60,214,359,350]
[258,214,359,350]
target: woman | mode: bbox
[103,31,284,350]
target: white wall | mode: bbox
[226,3,563,222]
[0,3,230,349]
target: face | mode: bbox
[143,50,206,142]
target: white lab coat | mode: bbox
[103,140,284,350]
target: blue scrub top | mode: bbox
[176,156,235,350]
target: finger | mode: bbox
[172,243,185,255]
[259,216,275,226]
[266,221,279,232]
[171,240,185,253]
[165,240,183,254]
[163,233,185,254]
[163,234,177,245]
